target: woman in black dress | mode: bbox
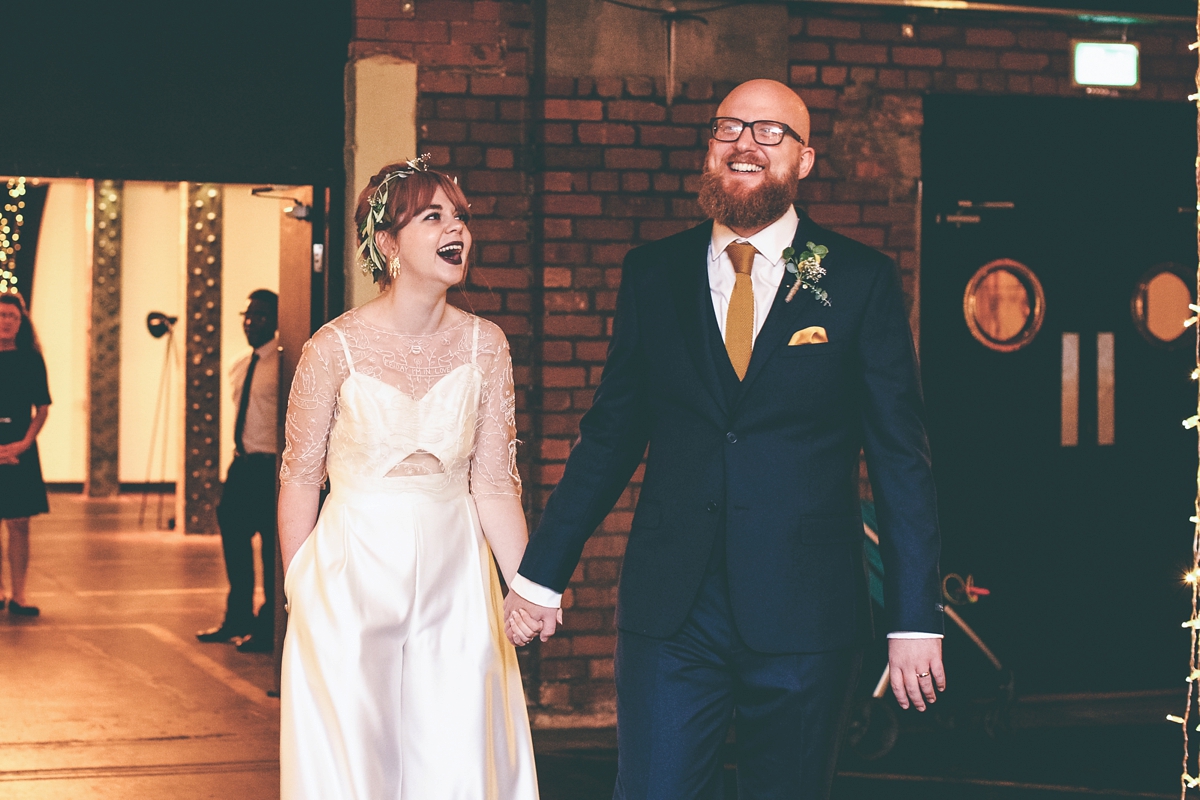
[0,292,50,616]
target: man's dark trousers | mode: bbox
[216,452,276,636]
[613,559,862,799]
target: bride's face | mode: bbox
[382,187,471,290]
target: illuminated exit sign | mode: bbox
[1072,41,1140,89]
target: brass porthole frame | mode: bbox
[962,258,1046,353]
[1130,262,1194,349]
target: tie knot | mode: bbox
[726,242,757,276]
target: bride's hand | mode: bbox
[506,608,542,647]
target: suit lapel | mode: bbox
[668,222,728,419]
[734,212,823,406]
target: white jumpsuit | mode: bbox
[279,309,538,800]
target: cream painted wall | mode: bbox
[119,182,183,483]
[220,186,281,477]
[345,56,417,309]
[24,179,280,486]
[29,180,90,483]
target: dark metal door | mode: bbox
[921,95,1196,693]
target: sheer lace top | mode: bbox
[280,306,520,498]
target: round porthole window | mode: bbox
[1132,265,1193,346]
[963,259,1046,353]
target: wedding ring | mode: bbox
[916,671,931,678]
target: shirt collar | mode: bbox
[710,205,800,265]
[253,337,279,359]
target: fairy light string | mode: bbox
[0,177,28,296]
[1181,9,1200,796]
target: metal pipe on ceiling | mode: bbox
[793,0,1190,24]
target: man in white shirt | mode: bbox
[506,80,945,797]
[197,289,279,654]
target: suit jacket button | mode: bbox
[726,432,737,443]
[705,501,719,513]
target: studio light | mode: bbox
[140,310,179,529]
[146,312,177,339]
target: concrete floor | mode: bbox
[1,494,1193,799]
[0,494,278,799]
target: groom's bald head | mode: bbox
[700,80,816,235]
[715,79,812,147]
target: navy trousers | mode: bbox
[614,565,862,799]
[215,453,276,635]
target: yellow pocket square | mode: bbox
[788,326,829,346]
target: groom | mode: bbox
[506,79,945,797]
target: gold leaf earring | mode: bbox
[388,254,402,280]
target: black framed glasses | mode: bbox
[710,117,805,147]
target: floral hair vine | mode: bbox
[356,154,433,281]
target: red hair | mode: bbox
[354,165,470,288]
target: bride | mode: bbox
[277,157,539,798]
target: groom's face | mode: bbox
[703,82,815,205]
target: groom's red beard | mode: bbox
[697,168,797,230]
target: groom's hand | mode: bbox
[503,591,561,644]
[888,638,946,712]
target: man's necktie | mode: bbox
[234,352,259,456]
[724,242,758,380]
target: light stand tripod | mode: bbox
[138,311,178,529]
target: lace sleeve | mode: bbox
[279,326,348,486]
[470,322,522,498]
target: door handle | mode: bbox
[1097,332,1115,446]
[1061,333,1079,447]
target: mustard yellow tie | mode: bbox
[724,242,757,380]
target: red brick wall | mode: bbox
[352,0,1194,721]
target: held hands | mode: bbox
[503,591,562,647]
[506,608,542,646]
[887,637,946,712]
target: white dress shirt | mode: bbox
[512,211,940,639]
[708,205,798,343]
[229,337,280,456]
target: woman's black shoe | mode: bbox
[8,600,39,616]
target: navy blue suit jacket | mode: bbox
[519,211,943,653]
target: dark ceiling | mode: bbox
[0,0,1189,184]
[0,1,351,184]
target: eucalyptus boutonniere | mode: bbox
[783,242,831,305]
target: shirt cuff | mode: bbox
[887,631,944,639]
[509,574,563,609]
